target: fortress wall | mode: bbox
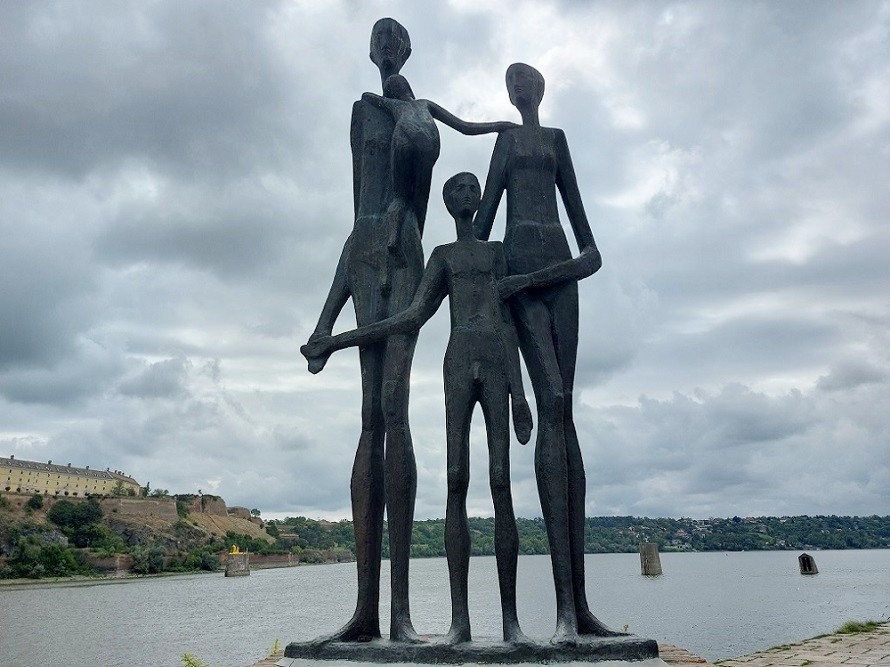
[185,495,228,517]
[100,498,178,522]
[249,553,298,569]
[85,554,135,574]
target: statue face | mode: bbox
[506,63,544,110]
[443,173,481,218]
[370,19,411,74]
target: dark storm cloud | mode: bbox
[0,2,292,180]
[1,1,888,520]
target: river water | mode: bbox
[1,550,888,667]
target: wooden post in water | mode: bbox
[640,542,663,576]
[798,552,818,575]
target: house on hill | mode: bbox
[1,455,141,497]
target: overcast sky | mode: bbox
[1,1,888,521]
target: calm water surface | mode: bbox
[1,550,888,667]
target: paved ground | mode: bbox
[714,624,890,667]
[248,623,890,667]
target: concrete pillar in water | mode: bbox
[640,542,663,576]
[225,551,250,577]
[798,552,818,575]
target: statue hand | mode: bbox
[498,274,532,301]
[512,395,533,445]
[300,337,333,374]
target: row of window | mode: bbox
[3,470,114,480]
[4,487,87,496]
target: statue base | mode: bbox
[280,634,660,665]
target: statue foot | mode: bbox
[440,624,471,645]
[390,618,423,644]
[550,620,579,646]
[315,615,380,644]
[577,609,626,637]
[503,625,532,644]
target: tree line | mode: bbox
[265,514,890,557]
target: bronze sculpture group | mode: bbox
[300,17,629,652]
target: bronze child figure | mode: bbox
[303,172,533,644]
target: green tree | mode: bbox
[47,499,102,530]
[132,545,166,574]
[26,494,44,510]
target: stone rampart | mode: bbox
[228,506,251,520]
[100,498,178,522]
[85,553,135,575]
[184,495,228,517]
[249,553,299,569]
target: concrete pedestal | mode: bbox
[225,551,250,576]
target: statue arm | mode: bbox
[493,246,526,398]
[427,101,517,135]
[493,245,533,445]
[473,133,509,241]
[554,128,601,273]
[350,101,363,218]
[309,239,352,339]
[304,248,447,363]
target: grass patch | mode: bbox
[836,620,882,634]
[768,643,795,652]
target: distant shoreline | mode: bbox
[4,546,889,589]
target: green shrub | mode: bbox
[26,494,44,510]
[176,500,190,518]
[132,545,166,574]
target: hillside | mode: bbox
[0,492,275,579]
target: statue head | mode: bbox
[443,172,481,219]
[506,63,545,111]
[370,18,411,77]
[383,74,415,101]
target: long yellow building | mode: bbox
[1,455,141,497]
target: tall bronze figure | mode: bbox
[306,18,422,642]
[306,19,516,643]
[474,63,616,644]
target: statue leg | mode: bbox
[323,343,386,642]
[511,294,577,644]
[551,285,622,637]
[480,374,527,643]
[382,331,420,642]
[442,360,474,644]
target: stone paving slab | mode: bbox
[715,623,890,667]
